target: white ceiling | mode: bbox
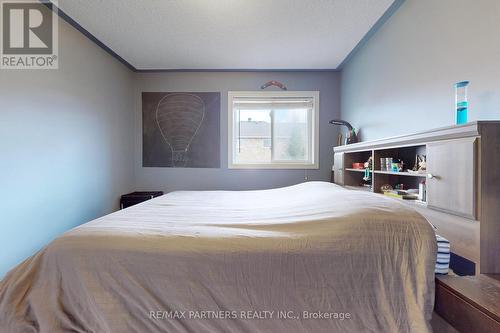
[58,0,395,70]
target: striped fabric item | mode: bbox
[435,234,450,274]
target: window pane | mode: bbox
[233,109,272,163]
[273,109,309,161]
[229,92,317,168]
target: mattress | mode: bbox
[0,182,437,333]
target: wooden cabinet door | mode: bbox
[333,152,344,186]
[427,137,477,219]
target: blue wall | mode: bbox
[0,19,135,278]
[0,20,341,278]
[341,0,500,141]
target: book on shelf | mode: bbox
[383,190,419,200]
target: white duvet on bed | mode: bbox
[0,181,437,333]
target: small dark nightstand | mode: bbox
[120,191,163,209]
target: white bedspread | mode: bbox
[0,181,436,332]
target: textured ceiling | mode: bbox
[57,0,395,70]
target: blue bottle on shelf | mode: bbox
[455,81,469,125]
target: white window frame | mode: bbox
[228,91,320,169]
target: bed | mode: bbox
[0,182,436,332]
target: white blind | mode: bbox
[233,97,314,110]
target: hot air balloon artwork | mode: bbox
[156,93,205,167]
[142,92,220,168]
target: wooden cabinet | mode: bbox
[435,275,500,333]
[333,121,500,274]
[427,138,477,219]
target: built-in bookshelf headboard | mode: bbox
[333,121,500,275]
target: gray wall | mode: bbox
[134,72,340,191]
[341,0,500,141]
[0,18,135,277]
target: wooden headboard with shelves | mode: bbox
[333,121,500,275]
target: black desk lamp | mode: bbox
[329,119,358,145]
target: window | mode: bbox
[228,91,319,169]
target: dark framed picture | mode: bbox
[142,92,220,168]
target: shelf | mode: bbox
[345,168,371,173]
[333,121,486,153]
[374,170,427,177]
[342,185,427,206]
[344,185,373,192]
[381,195,427,207]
